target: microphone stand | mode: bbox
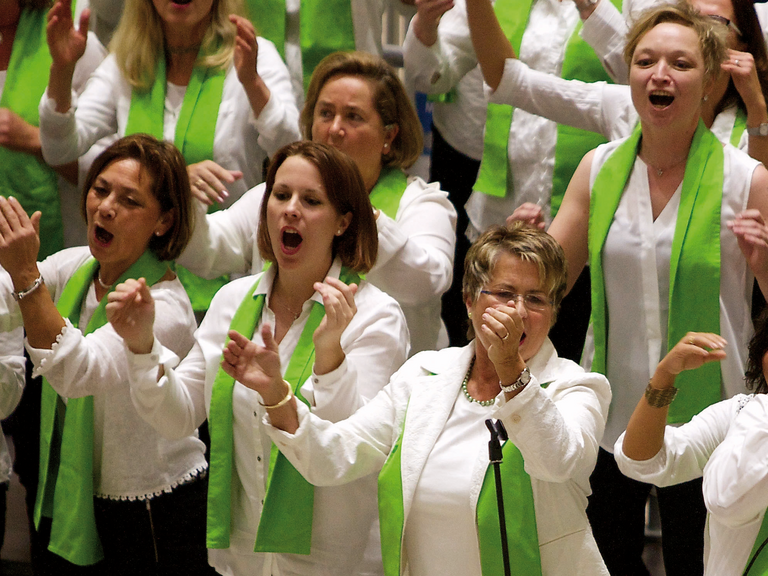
[485,418,511,576]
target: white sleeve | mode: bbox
[489,58,635,141]
[402,2,479,95]
[496,370,611,482]
[369,178,456,306]
[0,326,25,420]
[580,0,630,83]
[703,395,768,527]
[176,184,264,278]
[300,284,410,422]
[40,56,123,166]
[266,377,409,487]
[72,32,108,95]
[27,280,196,399]
[614,396,739,487]
[250,37,302,158]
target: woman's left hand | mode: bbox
[0,110,40,155]
[476,301,526,377]
[312,277,358,375]
[0,197,41,289]
[722,49,768,116]
[728,209,768,273]
[230,15,260,88]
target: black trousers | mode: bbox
[34,472,215,576]
[430,125,481,347]
[587,448,706,576]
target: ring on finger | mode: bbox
[502,332,510,341]
[735,59,740,66]
[196,179,205,188]
[688,337,695,345]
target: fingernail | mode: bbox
[220,189,229,198]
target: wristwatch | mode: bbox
[747,122,768,137]
[501,366,531,394]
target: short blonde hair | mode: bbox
[624,1,728,86]
[110,0,244,90]
[462,224,567,338]
[302,51,423,170]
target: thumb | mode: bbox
[30,212,42,236]
[261,323,278,353]
[78,8,90,35]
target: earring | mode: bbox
[383,143,389,150]
[703,94,709,102]
[468,311,472,319]
[336,229,343,236]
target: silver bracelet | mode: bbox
[12,274,43,302]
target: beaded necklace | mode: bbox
[461,356,495,407]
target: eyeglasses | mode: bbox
[479,290,552,311]
[709,14,741,36]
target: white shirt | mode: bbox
[176,176,456,355]
[0,247,206,500]
[402,0,624,232]
[126,261,409,576]
[38,44,301,206]
[614,393,766,576]
[585,140,758,450]
[266,340,612,575]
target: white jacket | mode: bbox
[267,339,611,575]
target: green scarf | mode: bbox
[369,168,408,220]
[588,120,723,423]
[744,510,768,574]
[206,267,360,555]
[34,251,168,565]
[125,50,228,312]
[245,0,356,92]
[378,410,541,576]
[473,0,620,217]
[732,107,747,147]
[0,8,62,259]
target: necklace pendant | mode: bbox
[656,168,663,177]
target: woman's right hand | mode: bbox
[0,197,42,291]
[187,160,242,206]
[507,202,545,230]
[46,0,89,70]
[413,0,455,46]
[655,332,727,381]
[106,279,156,355]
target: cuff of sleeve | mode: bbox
[493,376,543,427]
[250,89,281,133]
[28,319,74,378]
[264,401,312,443]
[488,59,525,102]
[581,0,623,42]
[128,337,180,371]
[613,432,667,478]
[307,357,349,397]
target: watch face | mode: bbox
[520,368,531,384]
[760,124,768,136]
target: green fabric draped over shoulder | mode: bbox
[588,120,723,423]
[34,251,168,565]
[0,8,62,258]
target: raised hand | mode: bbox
[476,299,526,377]
[0,197,41,289]
[47,0,89,69]
[312,277,358,375]
[187,160,242,206]
[507,202,546,230]
[413,0,455,46]
[728,209,768,276]
[106,278,156,354]
[722,49,767,119]
[656,332,727,378]
[221,325,284,398]
[230,15,260,89]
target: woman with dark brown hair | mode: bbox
[0,134,212,575]
[108,141,409,576]
[179,51,456,356]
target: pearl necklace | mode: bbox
[461,357,495,407]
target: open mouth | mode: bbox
[519,332,527,346]
[172,0,193,5]
[649,91,674,108]
[281,229,303,253]
[94,225,113,245]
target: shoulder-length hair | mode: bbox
[256,141,378,273]
[301,51,423,170]
[81,134,194,261]
[109,0,244,90]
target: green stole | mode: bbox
[744,511,768,574]
[369,168,408,220]
[473,0,621,217]
[732,107,747,147]
[244,0,356,92]
[588,120,723,423]
[33,251,168,566]
[0,9,62,259]
[125,50,227,312]
[206,267,360,555]
[377,408,542,576]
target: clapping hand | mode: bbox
[106,279,156,354]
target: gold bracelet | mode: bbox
[644,381,678,408]
[259,379,294,409]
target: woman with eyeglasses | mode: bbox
[201,223,611,576]
[504,3,768,573]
